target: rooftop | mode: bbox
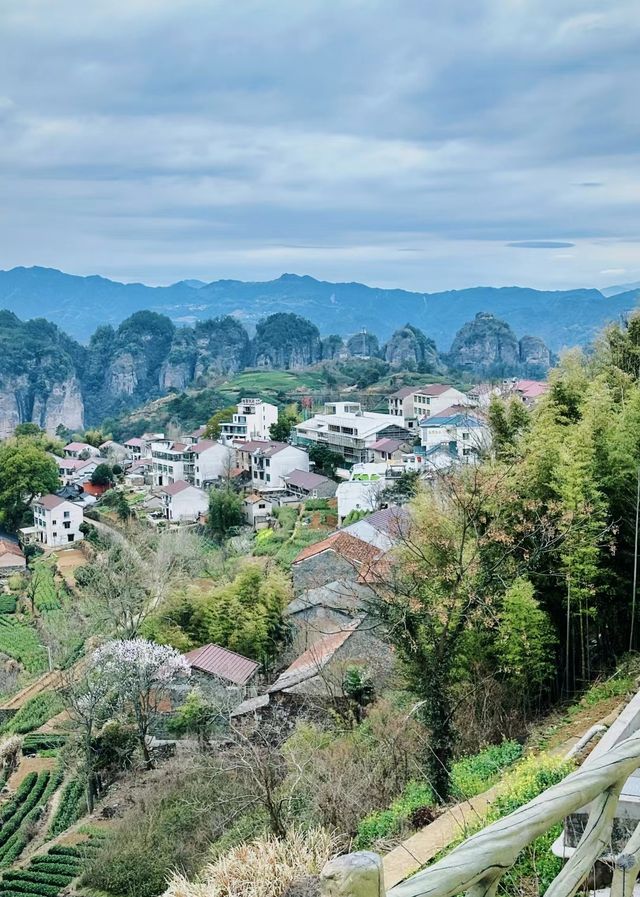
[369,437,404,453]
[283,469,331,490]
[0,538,24,559]
[185,643,259,686]
[268,620,361,693]
[293,531,381,567]
[35,494,66,510]
[160,480,192,496]
[420,411,485,428]
[64,442,93,453]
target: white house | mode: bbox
[151,440,192,487]
[388,384,470,429]
[63,442,100,460]
[159,481,208,522]
[220,398,278,443]
[335,463,388,524]
[419,408,491,460]
[191,440,234,488]
[243,494,273,530]
[246,441,310,492]
[294,402,411,464]
[32,494,84,547]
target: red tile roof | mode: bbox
[191,440,220,454]
[293,531,381,567]
[64,442,93,453]
[283,469,331,490]
[185,643,259,685]
[416,383,453,396]
[124,437,144,447]
[369,438,404,453]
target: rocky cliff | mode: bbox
[0,312,85,437]
[383,324,443,372]
[447,312,552,376]
[252,313,322,369]
[346,331,380,358]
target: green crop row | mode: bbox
[0,618,46,673]
[0,693,64,737]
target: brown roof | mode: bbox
[64,442,93,452]
[434,404,471,417]
[283,469,331,490]
[389,386,417,399]
[369,438,404,452]
[269,620,361,693]
[160,480,192,496]
[0,538,24,559]
[36,494,66,510]
[191,440,220,454]
[124,437,144,447]
[416,383,453,396]
[244,493,270,504]
[170,442,188,452]
[185,643,259,685]
[293,531,381,567]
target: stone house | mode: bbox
[0,538,26,575]
[184,643,260,706]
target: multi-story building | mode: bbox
[150,440,192,487]
[219,398,278,443]
[387,384,469,430]
[191,441,234,488]
[32,495,84,547]
[419,408,491,460]
[233,440,310,492]
[294,402,411,464]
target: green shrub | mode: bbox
[22,735,66,755]
[48,779,85,837]
[0,882,59,897]
[450,740,523,799]
[46,846,81,859]
[304,499,330,510]
[0,596,17,614]
[354,780,433,849]
[3,871,74,887]
[0,618,46,673]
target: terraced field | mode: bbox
[0,840,103,897]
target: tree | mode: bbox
[168,688,221,747]
[13,423,43,438]
[269,406,300,442]
[61,657,117,813]
[94,638,190,767]
[84,428,110,448]
[204,405,237,440]
[0,439,59,530]
[91,463,114,487]
[308,444,342,478]
[497,578,556,712]
[488,397,530,458]
[76,544,150,638]
[343,666,375,724]
[206,488,244,542]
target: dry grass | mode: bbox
[165,828,337,897]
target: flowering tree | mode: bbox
[93,639,190,767]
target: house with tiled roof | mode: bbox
[63,442,100,460]
[387,383,469,431]
[231,617,395,720]
[0,537,26,574]
[31,494,84,547]
[159,481,208,522]
[282,469,337,499]
[419,409,491,461]
[219,398,278,443]
[512,379,549,406]
[294,402,411,465]
[234,440,310,492]
[243,494,273,530]
[185,643,259,687]
[190,440,234,488]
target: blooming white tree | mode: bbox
[93,639,190,767]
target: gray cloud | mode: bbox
[507,242,577,249]
[0,0,639,292]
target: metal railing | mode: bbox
[320,731,640,897]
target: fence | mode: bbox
[320,730,640,897]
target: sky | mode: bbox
[0,0,639,293]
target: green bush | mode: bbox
[22,735,66,755]
[3,872,74,887]
[48,779,85,836]
[0,883,59,897]
[0,596,17,614]
[354,780,433,849]
[450,740,523,799]
[0,618,47,673]
[304,499,330,511]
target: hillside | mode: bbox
[1,267,639,351]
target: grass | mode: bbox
[0,617,47,673]
[0,693,64,737]
[218,369,329,400]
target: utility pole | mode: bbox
[630,466,640,652]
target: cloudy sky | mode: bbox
[1,0,639,292]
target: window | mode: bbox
[52,519,57,525]
[63,511,70,519]
[462,432,469,440]
[63,522,71,529]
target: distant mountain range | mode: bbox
[0,266,639,351]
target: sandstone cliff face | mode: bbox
[0,384,23,439]
[519,335,552,371]
[346,332,380,358]
[31,375,84,434]
[383,324,443,372]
